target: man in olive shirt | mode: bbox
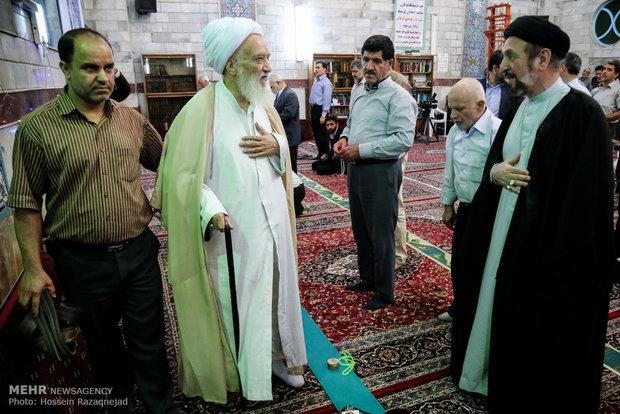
[8,29,176,414]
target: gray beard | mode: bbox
[505,63,537,96]
[237,67,274,107]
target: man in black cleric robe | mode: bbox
[451,16,615,414]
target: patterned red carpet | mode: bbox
[139,138,620,413]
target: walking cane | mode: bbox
[224,222,245,406]
[224,222,240,358]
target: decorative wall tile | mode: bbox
[461,0,486,78]
[219,0,257,19]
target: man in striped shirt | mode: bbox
[8,28,177,414]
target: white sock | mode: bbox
[272,359,305,388]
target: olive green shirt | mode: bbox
[8,89,162,244]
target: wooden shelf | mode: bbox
[311,53,361,119]
[142,54,197,138]
[394,54,435,106]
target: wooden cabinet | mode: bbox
[142,54,197,137]
[311,53,360,119]
[394,54,434,106]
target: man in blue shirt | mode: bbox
[438,78,501,324]
[309,61,333,159]
[334,35,417,311]
[477,50,522,120]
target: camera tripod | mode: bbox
[415,106,440,145]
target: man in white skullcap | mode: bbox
[152,17,306,403]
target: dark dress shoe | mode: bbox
[364,295,392,311]
[345,281,374,291]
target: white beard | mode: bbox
[237,67,274,107]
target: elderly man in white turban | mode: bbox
[152,17,307,403]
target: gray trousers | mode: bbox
[348,160,401,301]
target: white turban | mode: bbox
[202,17,263,75]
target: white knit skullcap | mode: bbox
[202,17,263,75]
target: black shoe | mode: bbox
[345,281,374,291]
[364,295,392,311]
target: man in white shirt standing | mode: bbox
[438,78,501,323]
[560,52,591,96]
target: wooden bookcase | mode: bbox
[310,53,360,119]
[142,54,197,138]
[394,54,434,105]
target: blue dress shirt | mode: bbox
[440,108,501,205]
[485,77,503,118]
[309,74,334,117]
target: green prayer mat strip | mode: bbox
[299,173,452,269]
[301,307,385,414]
[405,229,451,270]
[299,173,350,211]
[604,344,620,376]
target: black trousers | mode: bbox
[448,202,472,317]
[608,122,617,140]
[348,160,401,301]
[49,229,172,414]
[294,184,305,217]
[311,157,340,175]
[310,105,329,157]
[450,202,483,384]
[289,144,298,173]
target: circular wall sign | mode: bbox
[594,0,620,46]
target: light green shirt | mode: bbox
[342,76,418,160]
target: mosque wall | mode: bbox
[0,0,618,127]
[79,0,467,112]
[0,0,617,311]
[543,1,619,70]
[0,31,63,185]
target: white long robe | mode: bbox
[200,81,306,401]
[459,78,570,394]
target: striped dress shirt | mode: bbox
[8,89,162,244]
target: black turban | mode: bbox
[504,16,570,59]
